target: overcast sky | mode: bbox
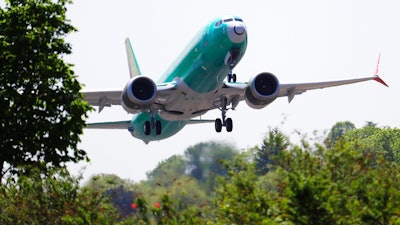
[42,0,399,182]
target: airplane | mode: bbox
[82,15,388,144]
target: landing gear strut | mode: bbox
[215,97,233,133]
[144,112,162,136]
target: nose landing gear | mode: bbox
[227,72,237,83]
[225,48,240,83]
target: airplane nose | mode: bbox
[227,23,246,43]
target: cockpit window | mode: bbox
[215,20,222,27]
[217,17,243,26]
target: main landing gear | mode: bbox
[143,113,162,136]
[215,69,238,132]
[215,97,233,133]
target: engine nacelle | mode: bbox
[121,76,157,113]
[245,72,280,109]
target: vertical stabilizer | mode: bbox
[125,38,142,78]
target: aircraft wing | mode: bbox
[82,90,122,112]
[82,81,178,112]
[221,75,387,107]
[278,75,388,103]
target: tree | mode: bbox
[0,0,91,179]
[214,152,277,224]
[0,167,119,225]
[343,125,400,164]
[254,127,289,175]
[105,185,136,219]
[324,121,356,148]
[214,127,400,224]
[76,124,400,224]
[274,143,400,224]
[84,174,130,193]
[185,142,238,191]
[83,174,138,219]
[146,155,186,186]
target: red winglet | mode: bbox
[374,51,381,75]
[374,76,389,87]
[373,52,389,87]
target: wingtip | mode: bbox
[374,76,389,87]
[372,52,388,87]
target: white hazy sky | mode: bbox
[46,0,400,182]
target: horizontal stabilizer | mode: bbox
[188,119,215,124]
[86,120,131,129]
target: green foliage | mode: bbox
[114,126,400,224]
[2,122,400,224]
[343,125,400,164]
[275,142,400,224]
[324,121,356,148]
[84,173,132,193]
[0,167,118,225]
[62,186,119,225]
[146,155,186,186]
[210,126,400,224]
[105,186,135,219]
[185,142,238,190]
[254,127,290,175]
[0,167,78,224]
[214,152,277,224]
[119,193,209,225]
[0,0,91,179]
[83,174,139,220]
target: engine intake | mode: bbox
[245,72,280,109]
[121,76,157,113]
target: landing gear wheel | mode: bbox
[144,121,151,135]
[215,119,222,133]
[155,120,162,135]
[215,97,235,133]
[227,73,237,83]
[226,118,233,132]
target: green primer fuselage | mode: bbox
[131,16,248,143]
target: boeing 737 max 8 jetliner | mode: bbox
[82,15,388,144]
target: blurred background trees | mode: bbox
[1,119,399,224]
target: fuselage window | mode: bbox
[215,20,222,27]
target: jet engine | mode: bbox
[121,76,157,113]
[245,72,280,109]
